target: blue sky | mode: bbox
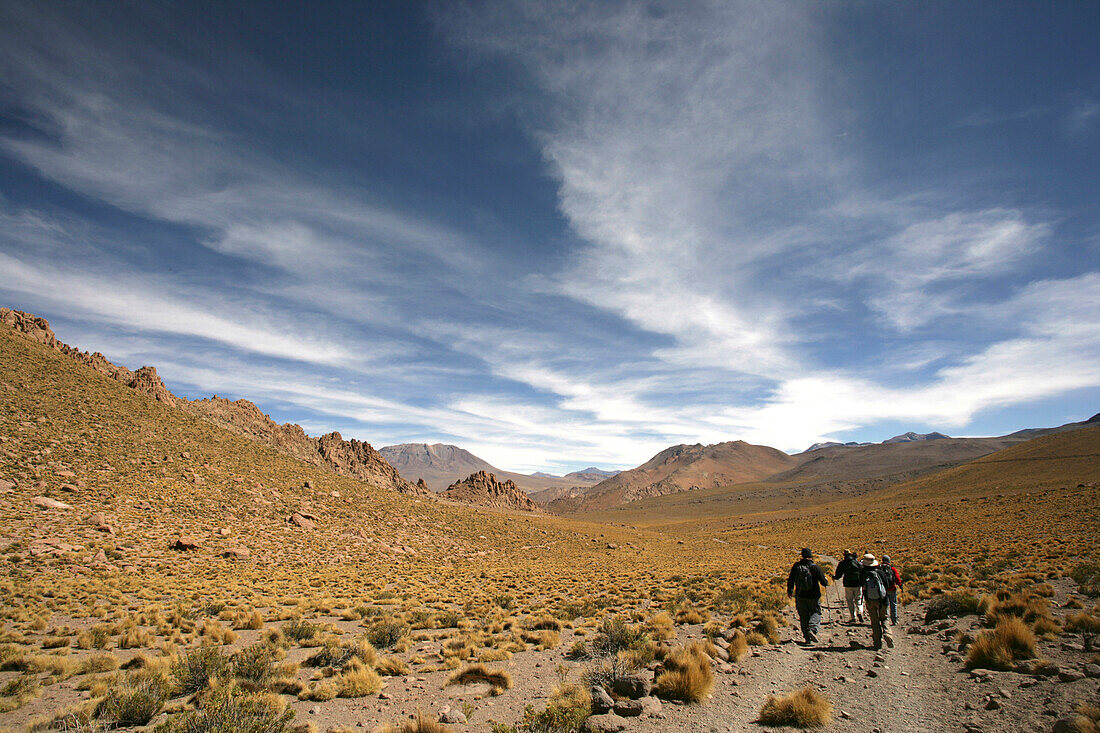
[1,1,1098,473]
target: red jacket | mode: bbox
[886,565,902,591]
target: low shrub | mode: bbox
[589,617,648,658]
[924,593,981,623]
[367,620,409,650]
[511,683,591,733]
[231,643,279,688]
[156,682,294,733]
[96,673,171,726]
[171,646,229,693]
[759,687,833,728]
[280,618,321,644]
[1071,563,1100,598]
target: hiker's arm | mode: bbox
[786,567,795,597]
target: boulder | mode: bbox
[637,696,662,717]
[439,708,467,725]
[585,713,628,732]
[32,496,70,510]
[1053,715,1096,733]
[172,535,202,551]
[288,512,316,529]
[589,685,614,713]
[612,673,651,699]
[613,700,644,717]
[1057,668,1085,683]
[223,547,251,561]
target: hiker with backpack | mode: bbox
[787,547,830,645]
[834,549,865,624]
[881,555,903,626]
[859,553,894,650]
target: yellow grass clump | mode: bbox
[445,663,513,696]
[966,616,1037,670]
[337,658,384,697]
[653,641,713,703]
[759,687,833,728]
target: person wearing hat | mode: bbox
[881,555,903,626]
[787,547,830,645]
[859,553,894,650]
[833,550,865,624]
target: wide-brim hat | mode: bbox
[861,553,878,566]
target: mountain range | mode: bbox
[2,307,1094,518]
[378,443,611,493]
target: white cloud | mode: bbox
[0,251,352,366]
[854,209,1050,330]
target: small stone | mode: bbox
[1058,669,1085,683]
[1084,664,1100,679]
[985,697,1000,710]
[439,709,467,724]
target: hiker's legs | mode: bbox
[867,598,883,648]
[844,587,860,622]
[867,599,893,649]
[795,597,820,643]
[887,590,898,625]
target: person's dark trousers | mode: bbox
[795,596,821,643]
[887,590,898,625]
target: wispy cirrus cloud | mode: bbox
[0,0,1096,472]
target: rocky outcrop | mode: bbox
[0,308,429,497]
[1,308,177,404]
[442,471,539,512]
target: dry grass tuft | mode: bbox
[337,658,384,697]
[653,641,713,703]
[445,663,513,696]
[966,616,1037,670]
[376,711,453,733]
[759,687,833,728]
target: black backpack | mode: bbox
[793,563,815,595]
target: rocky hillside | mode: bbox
[0,308,428,498]
[441,470,539,512]
[380,442,604,493]
[550,440,796,513]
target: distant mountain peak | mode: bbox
[883,431,951,444]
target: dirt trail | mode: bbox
[629,576,1096,733]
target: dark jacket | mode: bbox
[834,556,863,587]
[787,558,829,599]
[881,562,903,592]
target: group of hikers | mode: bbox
[786,547,904,650]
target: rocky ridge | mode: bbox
[0,308,428,498]
[441,470,539,512]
